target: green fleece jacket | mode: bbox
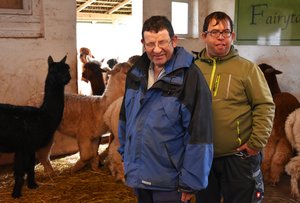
[195,46,275,157]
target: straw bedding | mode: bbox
[1,152,291,203]
[0,153,136,203]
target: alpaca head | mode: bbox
[48,55,71,85]
[258,63,282,95]
[81,61,106,83]
[258,63,282,76]
[107,58,118,69]
[104,62,131,95]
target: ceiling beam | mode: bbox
[77,0,97,12]
[106,0,132,14]
[77,12,131,23]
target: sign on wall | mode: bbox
[234,0,300,45]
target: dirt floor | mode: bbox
[0,152,299,203]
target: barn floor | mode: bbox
[0,153,136,203]
[0,152,299,203]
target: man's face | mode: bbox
[142,29,177,68]
[202,18,235,58]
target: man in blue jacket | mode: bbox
[118,15,213,203]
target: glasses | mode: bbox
[144,40,171,50]
[205,29,232,38]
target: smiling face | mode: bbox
[142,29,177,68]
[202,18,235,58]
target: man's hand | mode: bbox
[237,143,259,156]
[181,192,193,202]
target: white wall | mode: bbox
[0,0,77,105]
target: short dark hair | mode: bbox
[142,16,175,40]
[202,11,233,32]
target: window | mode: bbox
[0,0,43,38]
[171,0,198,38]
[0,0,23,9]
[172,1,189,35]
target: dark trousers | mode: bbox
[134,188,190,203]
[196,153,264,203]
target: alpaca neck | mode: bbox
[90,77,105,96]
[269,77,281,96]
[101,83,123,107]
[41,77,65,121]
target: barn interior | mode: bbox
[0,0,300,202]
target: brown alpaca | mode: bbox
[259,63,299,185]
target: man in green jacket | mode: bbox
[195,11,275,203]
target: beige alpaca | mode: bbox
[35,63,131,173]
[103,97,124,182]
[285,108,300,200]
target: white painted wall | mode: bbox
[0,0,77,105]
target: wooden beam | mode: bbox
[77,0,97,12]
[77,12,131,23]
[106,0,132,14]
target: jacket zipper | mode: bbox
[236,120,242,145]
[209,58,220,97]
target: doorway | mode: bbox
[76,0,142,95]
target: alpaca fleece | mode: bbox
[0,55,71,198]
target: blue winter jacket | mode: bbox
[118,47,213,192]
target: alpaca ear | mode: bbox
[274,69,282,75]
[61,55,67,63]
[48,56,54,65]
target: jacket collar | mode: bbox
[198,45,239,64]
[129,47,193,83]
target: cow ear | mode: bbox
[48,56,54,65]
[61,55,67,63]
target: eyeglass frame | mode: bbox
[143,39,172,50]
[204,29,232,38]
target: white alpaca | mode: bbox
[285,108,300,200]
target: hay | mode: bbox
[0,153,136,203]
